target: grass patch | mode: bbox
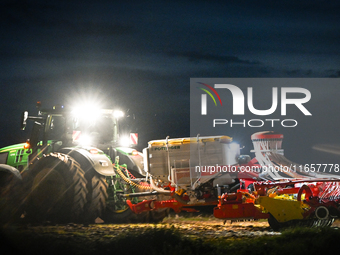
[208,226,340,255]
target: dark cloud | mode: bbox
[246,0,340,17]
[167,51,260,65]
[328,70,340,78]
[71,21,134,36]
[0,1,63,27]
[284,69,314,77]
[0,0,339,152]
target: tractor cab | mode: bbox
[0,102,135,173]
[22,103,132,155]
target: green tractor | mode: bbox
[0,102,168,225]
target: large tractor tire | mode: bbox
[0,168,23,227]
[24,153,87,223]
[82,171,108,223]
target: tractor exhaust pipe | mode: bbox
[315,206,329,220]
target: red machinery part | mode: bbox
[297,184,313,202]
[126,198,199,214]
[214,188,268,220]
[214,202,268,220]
[251,131,283,140]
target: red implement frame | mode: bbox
[126,198,200,214]
[214,189,268,220]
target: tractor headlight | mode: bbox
[119,135,130,147]
[113,110,124,119]
[78,134,93,146]
[71,102,101,121]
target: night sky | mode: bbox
[1,0,339,163]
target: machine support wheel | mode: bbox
[101,167,167,223]
[100,175,148,223]
[24,153,87,223]
[268,214,284,231]
[149,208,170,223]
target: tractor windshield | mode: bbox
[48,116,66,141]
[72,114,115,145]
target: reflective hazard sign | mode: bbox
[130,133,138,145]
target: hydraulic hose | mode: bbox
[149,176,171,194]
[114,165,153,190]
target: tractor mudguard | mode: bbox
[0,164,22,180]
[59,147,115,176]
[114,147,147,177]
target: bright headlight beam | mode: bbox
[119,136,130,147]
[78,134,92,146]
[113,110,124,118]
[71,102,101,121]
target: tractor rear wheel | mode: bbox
[24,153,87,223]
[0,170,23,227]
[82,171,108,223]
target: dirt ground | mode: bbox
[7,216,340,238]
[1,216,340,254]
